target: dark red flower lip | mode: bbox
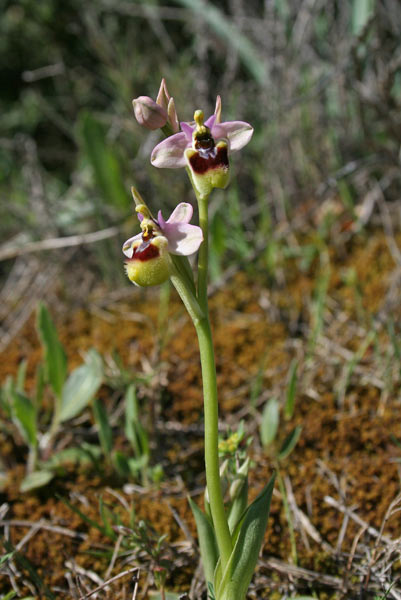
[188,144,229,175]
[126,239,160,262]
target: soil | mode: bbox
[1,226,401,599]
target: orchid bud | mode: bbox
[132,96,168,130]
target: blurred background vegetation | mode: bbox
[1,0,400,333]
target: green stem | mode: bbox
[170,199,232,572]
[195,316,233,570]
[171,272,232,571]
[197,194,209,310]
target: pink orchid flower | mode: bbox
[150,96,253,169]
[123,202,203,258]
[123,202,203,286]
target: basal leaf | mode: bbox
[278,425,302,460]
[93,398,113,455]
[12,391,37,448]
[284,359,298,419]
[260,397,279,447]
[217,474,276,600]
[37,303,67,398]
[60,349,103,422]
[188,497,219,586]
[79,111,129,209]
[20,470,54,492]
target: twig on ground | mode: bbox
[0,226,119,262]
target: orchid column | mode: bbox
[126,81,274,600]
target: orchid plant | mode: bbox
[126,79,275,600]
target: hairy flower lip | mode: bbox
[151,98,253,169]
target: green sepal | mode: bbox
[215,473,276,600]
[188,497,219,586]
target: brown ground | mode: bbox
[1,226,401,599]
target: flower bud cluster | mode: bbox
[132,78,179,133]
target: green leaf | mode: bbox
[113,451,131,477]
[12,391,37,448]
[228,478,248,534]
[284,359,298,419]
[216,474,276,600]
[99,496,116,539]
[34,363,45,410]
[0,552,16,566]
[93,398,113,455]
[351,0,374,35]
[60,349,103,422]
[1,592,17,600]
[37,303,67,398]
[175,0,267,85]
[20,470,55,492]
[188,497,219,586]
[79,111,129,209]
[125,384,149,458]
[278,425,302,460]
[16,359,27,393]
[44,445,102,468]
[260,397,279,447]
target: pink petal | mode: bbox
[166,202,193,225]
[180,121,194,141]
[211,120,254,153]
[163,222,203,256]
[122,232,142,258]
[205,114,216,129]
[157,210,166,229]
[151,132,189,168]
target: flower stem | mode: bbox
[196,190,233,569]
[195,315,233,570]
[171,179,232,571]
[197,194,209,310]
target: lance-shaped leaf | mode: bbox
[12,391,37,448]
[227,477,248,534]
[93,398,113,455]
[37,303,67,399]
[20,470,54,493]
[215,473,275,600]
[278,425,302,460]
[188,497,219,586]
[60,349,103,422]
[260,397,279,447]
[284,359,298,420]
